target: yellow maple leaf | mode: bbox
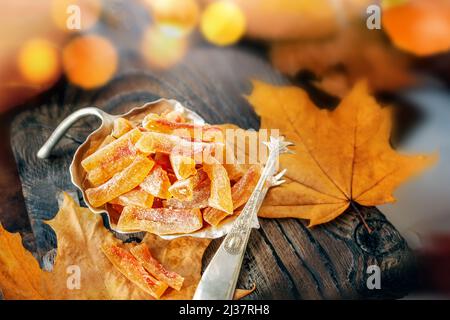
[0,193,210,299]
[248,80,437,226]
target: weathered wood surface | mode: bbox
[9,44,416,299]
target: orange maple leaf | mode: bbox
[248,80,437,226]
[0,193,210,300]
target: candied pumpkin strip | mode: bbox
[204,165,261,226]
[203,158,233,215]
[140,165,172,199]
[219,129,251,181]
[170,154,196,180]
[83,128,144,186]
[222,163,248,181]
[130,243,184,291]
[86,156,155,207]
[168,178,194,201]
[168,170,207,201]
[135,131,216,158]
[83,135,116,158]
[101,243,168,299]
[86,137,138,187]
[117,206,203,235]
[82,128,142,171]
[166,172,210,209]
[109,188,154,208]
[98,135,116,149]
[228,165,261,209]
[142,113,223,142]
[112,117,134,138]
[161,109,186,123]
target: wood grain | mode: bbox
[9,44,416,299]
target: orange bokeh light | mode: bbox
[62,34,118,89]
[200,0,246,46]
[141,26,188,70]
[18,38,61,86]
[383,0,450,56]
[145,0,200,37]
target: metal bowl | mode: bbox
[37,99,238,239]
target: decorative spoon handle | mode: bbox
[193,136,293,300]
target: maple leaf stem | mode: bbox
[350,201,372,234]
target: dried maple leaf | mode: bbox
[0,224,48,299]
[233,283,256,300]
[0,193,210,299]
[247,80,436,226]
[270,27,414,96]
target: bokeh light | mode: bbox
[51,0,102,32]
[62,34,118,89]
[141,26,188,70]
[18,38,61,86]
[145,0,200,37]
[200,0,246,46]
[383,0,450,56]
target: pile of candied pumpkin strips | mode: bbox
[82,109,261,235]
[101,241,183,299]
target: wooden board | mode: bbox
[9,43,416,299]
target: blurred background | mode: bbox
[0,0,449,298]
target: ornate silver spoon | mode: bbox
[193,136,293,300]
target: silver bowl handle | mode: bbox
[37,107,108,159]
